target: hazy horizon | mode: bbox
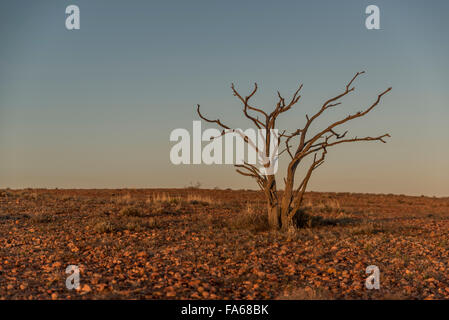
[1,0,449,197]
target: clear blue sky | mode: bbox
[1,0,448,196]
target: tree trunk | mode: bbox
[267,205,281,230]
[280,208,294,231]
[267,204,295,231]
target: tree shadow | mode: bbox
[293,210,361,228]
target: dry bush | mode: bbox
[113,193,134,205]
[228,203,269,232]
[0,190,12,197]
[147,193,182,204]
[123,219,142,231]
[144,193,188,215]
[186,193,217,205]
[219,199,243,211]
[147,192,219,207]
[149,201,166,214]
[349,221,386,235]
[303,198,343,215]
[122,217,159,231]
[93,220,115,233]
[294,210,355,228]
[289,197,360,229]
[59,194,73,201]
[93,216,159,234]
[146,217,159,228]
[118,206,142,217]
[31,212,54,223]
[30,192,40,201]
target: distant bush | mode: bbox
[147,217,158,228]
[146,192,218,208]
[31,212,54,223]
[147,193,182,204]
[122,217,159,231]
[186,193,216,206]
[113,193,134,205]
[119,206,142,217]
[186,181,201,190]
[93,221,115,233]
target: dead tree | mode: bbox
[197,71,391,231]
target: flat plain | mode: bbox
[1,188,448,299]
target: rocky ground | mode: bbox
[1,188,448,300]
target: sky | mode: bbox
[0,0,448,196]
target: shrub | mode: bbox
[114,193,134,205]
[31,212,54,223]
[187,193,215,206]
[122,217,159,231]
[119,206,142,217]
[93,221,115,233]
[228,209,269,233]
[147,217,158,228]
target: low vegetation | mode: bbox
[1,188,448,299]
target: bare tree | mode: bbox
[197,71,391,231]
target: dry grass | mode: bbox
[30,212,54,224]
[146,192,219,206]
[118,206,142,217]
[147,192,182,204]
[2,188,449,300]
[93,220,115,233]
[186,193,217,205]
[227,202,269,232]
[303,198,343,214]
[113,193,134,205]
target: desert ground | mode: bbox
[1,188,448,300]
